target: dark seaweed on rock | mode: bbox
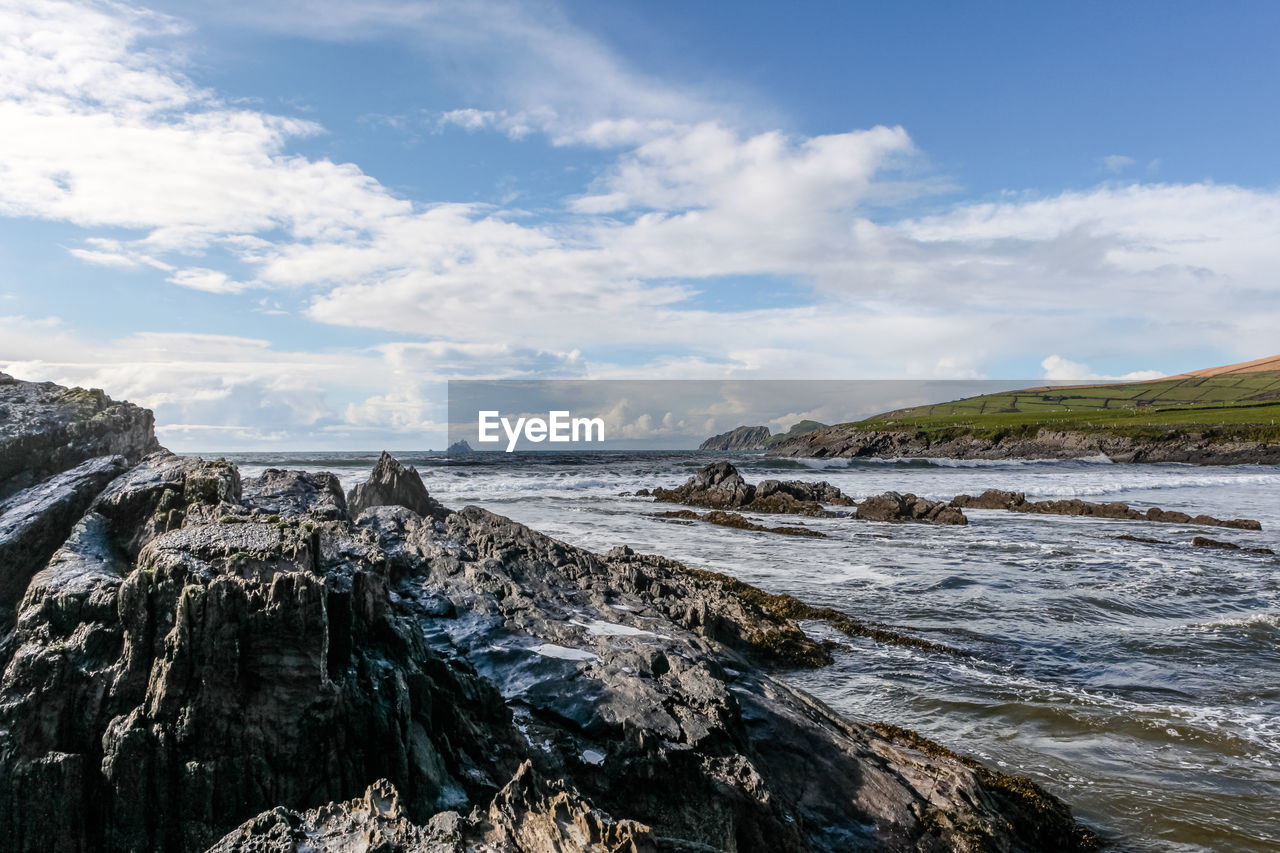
[0,376,1101,853]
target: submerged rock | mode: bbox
[952,488,1262,529]
[655,508,828,537]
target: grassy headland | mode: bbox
[847,369,1280,443]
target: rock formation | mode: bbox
[0,372,156,500]
[698,424,772,451]
[951,489,1262,529]
[0,377,1100,852]
[699,421,827,452]
[654,508,828,537]
[856,492,968,526]
[652,463,968,525]
[346,451,447,521]
[652,461,855,517]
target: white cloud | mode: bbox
[1041,355,1164,382]
[168,267,250,293]
[1101,154,1135,173]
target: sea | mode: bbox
[214,450,1280,852]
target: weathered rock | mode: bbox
[1191,536,1275,554]
[857,492,968,525]
[950,489,1261,529]
[698,424,772,451]
[206,778,466,853]
[482,762,655,853]
[0,372,157,500]
[242,468,347,521]
[0,455,128,626]
[651,462,853,517]
[654,508,827,537]
[0,392,1100,852]
[950,489,1025,510]
[346,451,447,521]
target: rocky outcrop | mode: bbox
[346,451,447,521]
[0,454,129,627]
[446,440,475,455]
[0,372,157,500]
[242,468,348,520]
[856,492,968,526]
[652,461,854,517]
[653,463,967,525]
[698,425,771,451]
[654,508,828,537]
[768,424,1280,465]
[699,421,827,452]
[0,379,1101,852]
[951,489,1262,529]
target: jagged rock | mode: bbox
[856,492,968,525]
[698,425,772,451]
[950,489,1261,529]
[0,455,128,626]
[482,762,655,853]
[0,372,157,500]
[207,778,466,852]
[651,462,853,517]
[0,381,1100,853]
[346,452,447,521]
[445,440,475,455]
[242,469,348,521]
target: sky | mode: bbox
[1,0,1277,449]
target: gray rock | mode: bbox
[652,462,853,517]
[242,468,348,521]
[346,452,447,521]
[0,383,1099,853]
[0,455,128,625]
[856,492,968,525]
[699,425,772,451]
[0,372,157,500]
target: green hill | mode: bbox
[847,366,1280,443]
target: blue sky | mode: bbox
[1,0,1277,449]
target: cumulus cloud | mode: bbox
[1041,355,1164,382]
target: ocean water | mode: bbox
[217,450,1280,852]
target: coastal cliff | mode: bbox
[0,374,1100,852]
[768,424,1280,465]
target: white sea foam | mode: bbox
[529,643,599,662]
[572,618,654,637]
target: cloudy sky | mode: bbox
[1,0,1277,449]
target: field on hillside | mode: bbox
[850,371,1280,442]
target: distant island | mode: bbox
[766,355,1280,465]
[700,419,826,451]
[446,439,475,454]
